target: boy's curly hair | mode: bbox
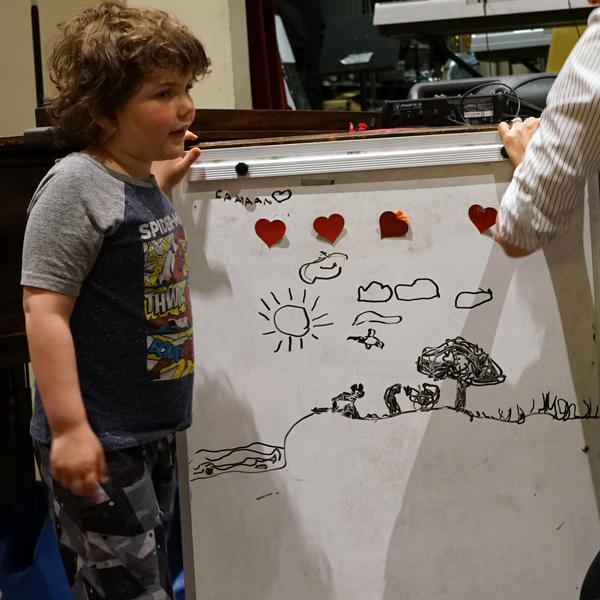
[47,1,210,147]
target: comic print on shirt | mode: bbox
[140,212,194,381]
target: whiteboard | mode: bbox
[176,132,600,600]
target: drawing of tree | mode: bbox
[416,336,505,410]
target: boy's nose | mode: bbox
[179,94,195,119]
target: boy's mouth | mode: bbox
[170,128,187,136]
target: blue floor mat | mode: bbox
[1,517,70,600]
[0,483,185,599]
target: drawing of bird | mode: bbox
[347,328,384,350]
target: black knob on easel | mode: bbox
[235,162,249,176]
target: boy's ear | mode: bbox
[88,103,114,130]
[93,113,113,130]
[89,106,116,142]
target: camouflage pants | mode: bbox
[34,435,177,600]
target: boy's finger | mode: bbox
[180,147,201,171]
[69,477,88,497]
[53,467,70,488]
[184,130,198,141]
[83,471,100,501]
[56,473,70,490]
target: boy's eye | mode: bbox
[157,90,171,99]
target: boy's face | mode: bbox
[99,67,196,175]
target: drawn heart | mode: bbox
[313,213,345,244]
[468,205,497,234]
[379,211,409,239]
[272,189,292,203]
[255,219,286,248]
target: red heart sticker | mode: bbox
[313,213,345,244]
[255,219,286,248]
[379,211,409,239]
[468,205,497,234]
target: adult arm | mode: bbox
[23,287,106,501]
[497,8,600,255]
[496,117,540,256]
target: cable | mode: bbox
[457,80,521,123]
[461,72,559,120]
[509,74,558,114]
[515,98,545,114]
[511,74,558,92]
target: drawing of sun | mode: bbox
[259,288,334,352]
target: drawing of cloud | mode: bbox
[394,278,440,301]
[357,281,394,303]
[352,311,402,326]
[455,288,493,309]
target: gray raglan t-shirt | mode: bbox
[21,153,194,450]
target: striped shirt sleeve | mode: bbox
[497,8,600,252]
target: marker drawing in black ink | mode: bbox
[383,383,403,415]
[259,288,334,352]
[191,444,284,479]
[347,328,384,350]
[351,311,402,326]
[313,381,597,425]
[382,383,441,414]
[465,391,599,424]
[394,278,440,301]
[256,492,280,501]
[331,383,365,419]
[189,414,314,480]
[416,336,505,410]
[272,189,292,203]
[214,188,292,207]
[299,251,349,284]
[191,389,599,484]
[455,288,493,309]
[357,281,393,303]
[404,383,441,411]
[191,329,598,484]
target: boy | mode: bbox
[20,2,209,598]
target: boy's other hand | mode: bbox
[152,130,201,198]
[50,422,107,502]
[498,116,540,167]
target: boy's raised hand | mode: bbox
[50,422,107,502]
[152,130,201,198]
